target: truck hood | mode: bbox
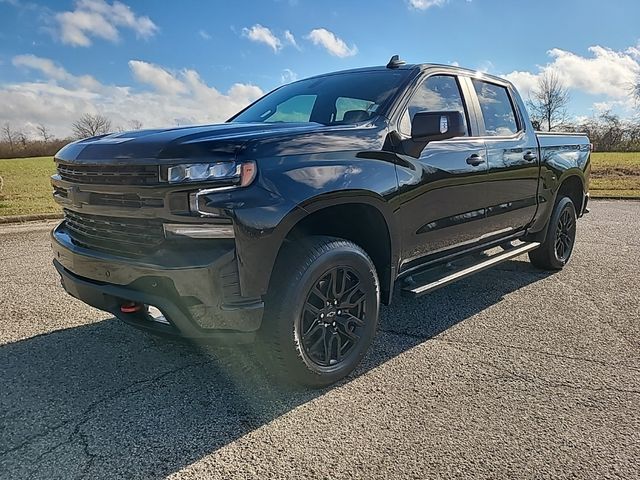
[55,122,337,164]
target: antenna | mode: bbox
[386,55,406,69]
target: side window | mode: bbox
[471,80,519,136]
[400,75,469,136]
[334,97,377,122]
[263,94,316,123]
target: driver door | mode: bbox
[394,74,490,272]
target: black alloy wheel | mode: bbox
[529,196,577,270]
[554,206,576,262]
[298,266,367,370]
[260,236,380,387]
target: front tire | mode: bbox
[259,236,380,388]
[529,196,577,270]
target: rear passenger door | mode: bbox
[467,78,539,237]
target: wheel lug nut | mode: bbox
[320,313,324,318]
[338,310,342,315]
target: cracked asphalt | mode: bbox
[1,199,639,479]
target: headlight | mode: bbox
[167,161,256,186]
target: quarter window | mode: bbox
[400,75,469,136]
[471,80,519,136]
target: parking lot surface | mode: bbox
[1,200,639,479]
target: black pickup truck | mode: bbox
[51,57,590,386]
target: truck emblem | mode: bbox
[440,116,449,134]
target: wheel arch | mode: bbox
[556,173,585,215]
[272,193,398,305]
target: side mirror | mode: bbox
[411,111,466,143]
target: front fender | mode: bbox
[198,150,400,298]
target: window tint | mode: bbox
[471,80,519,136]
[263,95,316,123]
[334,97,376,122]
[400,75,468,136]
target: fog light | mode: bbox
[164,223,235,239]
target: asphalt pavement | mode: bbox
[1,200,638,479]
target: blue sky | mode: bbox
[1,0,639,137]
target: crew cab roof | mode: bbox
[300,62,513,90]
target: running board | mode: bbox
[401,241,540,298]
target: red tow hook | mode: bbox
[120,301,142,313]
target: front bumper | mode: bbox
[52,222,263,342]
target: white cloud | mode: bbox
[242,24,282,52]
[13,54,69,81]
[198,29,211,40]
[306,28,357,58]
[54,0,158,47]
[13,54,101,90]
[592,101,613,113]
[502,45,640,104]
[501,70,539,98]
[547,46,639,98]
[407,0,448,10]
[241,25,301,53]
[129,60,187,95]
[284,30,299,49]
[0,56,263,138]
[281,68,298,83]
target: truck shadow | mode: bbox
[1,260,550,479]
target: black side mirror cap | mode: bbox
[411,111,466,143]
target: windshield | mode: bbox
[230,70,411,126]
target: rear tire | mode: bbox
[259,236,380,388]
[529,196,577,270]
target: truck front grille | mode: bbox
[63,209,164,257]
[57,163,160,185]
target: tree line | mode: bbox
[526,70,640,151]
[0,114,142,159]
[1,72,640,158]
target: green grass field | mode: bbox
[0,157,58,216]
[0,152,638,217]
[589,152,640,197]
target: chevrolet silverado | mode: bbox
[51,56,590,386]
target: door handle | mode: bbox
[523,151,537,162]
[466,154,485,166]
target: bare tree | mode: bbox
[71,113,112,139]
[128,119,143,130]
[17,131,27,149]
[2,123,16,154]
[527,70,570,131]
[36,124,52,143]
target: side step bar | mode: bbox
[401,242,540,298]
